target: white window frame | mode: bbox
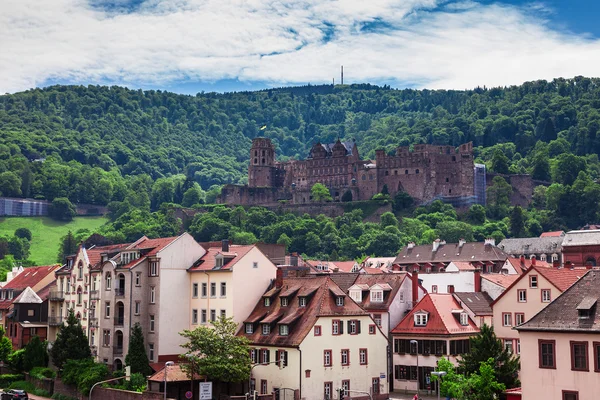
[414,313,428,326]
[148,343,154,361]
[150,286,156,304]
[332,320,339,335]
[299,297,306,307]
[529,275,538,288]
[542,289,551,302]
[279,324,289,336]
[135,272,141,286]
[359,349,367,364]
[349,290,362,302]
[264,298,270,307]
[341,349,349,365]
[149,315,155,332]
[370,290,383,303]
[518,290,527,303]
[503,313,512,327]
[336,296,344,306]
[246,323,254,334]
[281,297,288,307]
[460,312,469,326]
[262,324,270,335]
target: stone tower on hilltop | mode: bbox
[248,138,277,187]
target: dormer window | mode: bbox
[101,255,108,263]
[262,324,270,335]
[279,324,289,336]
[7,291,13,300]
[0,291,4,300]
[349,290,362,303]
[245,323,254,334]
[414,312,428,326]
[299,297,307,307]
[336,296,344,306]
[370,290,383,303]
[460,312,469,326]
[281,297,288,307]
[264,298,270,307]
[149,260,159,277]
[215,255,224,269]
[121,251,138,265]
[577,297,597,321]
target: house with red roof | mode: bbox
[188,240,277,335]
[490,265,584,356]
[0,264,60,349]
[481,273,520,300]
[305,260,361,273]
[390,293,480,394]
[239,274,388,400]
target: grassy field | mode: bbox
[0,216,108,265]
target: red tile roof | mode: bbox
[0,265,60,309]
[305,260,359,273]
[188,245,255,271]
[504,257,552,274]
[450,262,478,271]
[540,231,565,237]
[346,273,409,311]
[481,274,519,289]
[148,364,204,382]
[391,294,480,336]
[239,276,366,347]
[362,267,385,274]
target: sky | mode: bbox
[1,0,600,94]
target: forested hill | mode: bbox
[1,77,600,207]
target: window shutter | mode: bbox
[275,350,280,367]
[266,350,270,363]
[339,321,344,334]
[357,320,361,334]
[257,349,262,364]
[450,341,456,355]
[347,321,351,333]
[394,339,399,353]
[284,351,288,366]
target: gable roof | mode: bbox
[504,257,552,274]
[13,287,42,304]
[481,273,519,289]
[490,266,584,306]
[0,264,59,309]
[453,292,493,316]
[540,231,565,237]
[391,294,479,336]
[306,260,359,273]
[498,237,563,255]
[239,275,367,347]
[449,261,478,271]
[394,242,507,265]
[328,273,360,292]
[562,229,600,247]
[517,269,600,333]
[188,245,256,271]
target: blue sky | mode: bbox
[2,0,600,94]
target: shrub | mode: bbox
[0,374,24,387]
[62,358,109,395]
[51,394,78,400]
[30,366,56,379]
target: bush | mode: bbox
[14,228,32,241]
[7,380,50,397]
[51,394,78,400]
[30,366,56,379]
[62,358,109,395]
[0,374,24,387]
[8,349,25,372]
[110,372,147,393]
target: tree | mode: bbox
[436,221,474,243]
[310,183,332,202]
[0,327,12,363]
[553,153,586,185]
[180,317,251,384]
[380,212,398,228]
[491,149,510,174]
[0,171,22,197]
[182,183,205,207]
[458,324,520,390]
[381,184,389,195]
[467,204,486,224]
[57,231,79,263]
[531,153,551,181]
[435,357,506,400]
[125,323,152,376]
[393,191,414,213]
[51,309,92,370]
[49,197,77,221]
[509,206,526,237]
[8,236,30,260]
[341,190,353,202]
[23,335,49,371]
[486,176,512,219]
[14,228,32,241]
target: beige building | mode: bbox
[491,265,584,355]
[517,269,600,400]
[240,273,389,400]
[187,240,277,328]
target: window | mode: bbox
[135,272,141,286]
[369,324,376,334]
[372,377,380,395]
[341,380,350,394]
[332,320,341,335]
[150,286,156,303]
[105,302,110,318]
[299,297,306,307]
[103,329,110,346]
[336,296,344,306]
[370,290,383,302]
[314,325,321,336]
[149,315,155,332]
[262,324,270,335]
[447,285,455,293]
[414,313,428,326]
[134,301,140,315]
[253,262,258,269]
[539,340,556,369]
[264,298,270,307]
[571,341,589,371]
[460,312,469,326]
[220,309,226,319]
[220,282,226,297]
[324,382,332,399]
[432,285,438,293]
[192,309,198,324]
[359,348,368,365]
[563,391,579,400]
[78,264,83,279]
[105,273,111,290]
[530,275,538,288]
[201,310,206,324]
[373,314,382,327]
[149,260,158,276]
[281,297,288,307]
[515,313,525,326]
[245,323,254,334]
[518,289,527,302]
[542,289,551,302]
[348,320,360,334]
[279,324,289,336]
[516,339,521,355]
[275,349,288,367]
[210,309,216,322]
[261,349,270,365]
[148,343,154,361]
[504,339,513,353]
[502,313,512,327]
[250,349,257,364]
[210,283,216,297]
[192,283,198,298]
[349,290,362,302]
[201,283,207,298]
[324,350,332,366]
[341,349,349,366]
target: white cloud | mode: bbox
[0,0,599,93]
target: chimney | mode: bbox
[432,239,441,252]
[520,255,525,266]
[407,242,415,250]
[531,257,536,266]
[221,239,229,252]
[392,264,401,272]
[553,260,560,268]
[412,269,419,305]
[484,238,495,246]
[275,267,284,289]
[474,269,481,292]
[458,238,466,248]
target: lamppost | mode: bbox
[164,361,174,400]
[431,371,447,400]
[410,340,419,399]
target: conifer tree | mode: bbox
[125,323,152,376]
[51,309,91,370]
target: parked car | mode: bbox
[0,389,28,399]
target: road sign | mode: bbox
[380,373,386,379]
[200,382,213,400]
[185,391,193,399]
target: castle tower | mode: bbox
[248,138,276,187]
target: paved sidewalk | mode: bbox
[389,392,442,400]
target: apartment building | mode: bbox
[240,273,389,400]
[187,240,277,329]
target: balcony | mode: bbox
[49,291,64,301]
[48,316,64,326]
[89,317,99,328]
[113,346,123,356]
[90,290,100,301]
[114,316,125,327]
[115,288,125,297]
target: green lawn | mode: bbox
[0,216,108,265]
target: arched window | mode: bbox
[416,169,420,174]
[105,273,112,290]
[78,262,83,279]
[405,170,409,174]
[77,286,83,305]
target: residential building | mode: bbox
[0,266,24,288]
[391,294,480,393]
[481,274,519,300]
[490,266,584,355]
[188,240,277,328]
[240,273,389,399]
[415,261,482,294]
[393,239,508,273]
[6,285,53,349]
[498,235,563,264]
[517,269,600,400]
[306,260,360,273]
[500,256,551,275]
[452,292,493,328]
[562,229,600,267]
[362,257,395,273]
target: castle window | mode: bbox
[262,150,265,156]
[255,151,258,156]
[416,169,420,174]
[449,189,452,194]
[405,170,408,174]
[446,178,449,182]
[452,156,456,161]
[385,171,389,176]
[362,175,366,181]
[394,170,398,175]
[262,158,265,164]
[254,158,258,164]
